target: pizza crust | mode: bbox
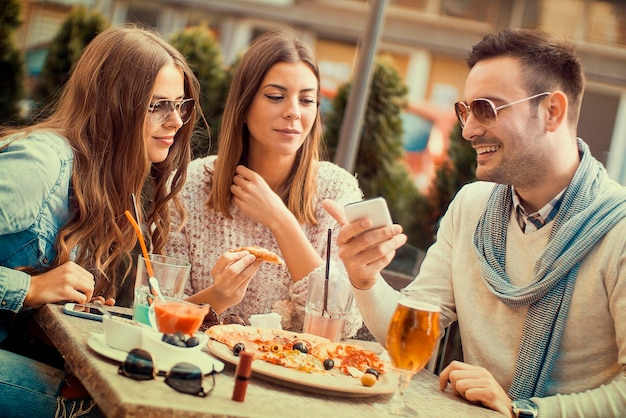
[207,324,329,351]
[229,246,284,264]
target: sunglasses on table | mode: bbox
[148,98,195,125]
[454,92,551,128]
[118,348,215,397]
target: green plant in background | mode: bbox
[0,0,25,124]
[411,124,477,250]
[32,6,109,114]
[325,56,423,249]
[169,25,229,159]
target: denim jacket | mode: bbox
[0,131,73,321]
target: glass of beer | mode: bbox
[385,290,441,416]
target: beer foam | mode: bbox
[398,298,441,312]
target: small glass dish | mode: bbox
[150,297,210,336]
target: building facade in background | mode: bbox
[16,0,626,186]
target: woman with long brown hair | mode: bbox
[167,28,363,336]
[0,25,200,416]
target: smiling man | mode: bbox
[323,29,626,417]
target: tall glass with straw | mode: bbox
[303,228,353,342]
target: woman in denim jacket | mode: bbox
[0,25,200,417]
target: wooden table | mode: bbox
[34,304,500,418]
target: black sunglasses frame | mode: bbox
[118,348,215,397]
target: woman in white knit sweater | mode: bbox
[166,29,363,338]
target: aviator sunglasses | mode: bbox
[148,98,195,125]
[118,348,215,397]
[454,92,551,128]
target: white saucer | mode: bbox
[87,333,224,374]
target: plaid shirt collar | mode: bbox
[512,186,566,234]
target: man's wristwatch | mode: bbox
[511,399,539,418]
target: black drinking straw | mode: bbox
[322,228,332,317]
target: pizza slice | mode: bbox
[311,342,386,376]
[229,246,284,264]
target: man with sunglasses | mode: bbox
[324,28,625,417]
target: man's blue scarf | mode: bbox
[473,138,626,399]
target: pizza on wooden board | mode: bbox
[229,246,284,264]
[206,324,386,386]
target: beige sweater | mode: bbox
[356,181,626,417]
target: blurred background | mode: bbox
[13,0,626,185]
[6,0,626,265]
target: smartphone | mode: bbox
[63,302,133,322]
[344,197,393,230]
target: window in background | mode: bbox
[523,0,626,47]
[390,0,429,10]
[315,37,357,93]
[578,88,620,166]
[522,0,585,38]
[390,0,501,23]
[20,2,71,49]
[440,0,502,23]
[126,1,161,29]
[589,0,626,47]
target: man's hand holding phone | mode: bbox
[323,198,407,290]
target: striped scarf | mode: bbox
[473,138,626,399]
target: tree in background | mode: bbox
[32,6,109,114]
[0,0,25,124]
[169,25,229,159]
[411,124,476,249]
[325,57,423,249]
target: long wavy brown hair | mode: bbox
[1,25,201,298]
[209,28,324,224]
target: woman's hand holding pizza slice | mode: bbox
[229,246,284,264]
